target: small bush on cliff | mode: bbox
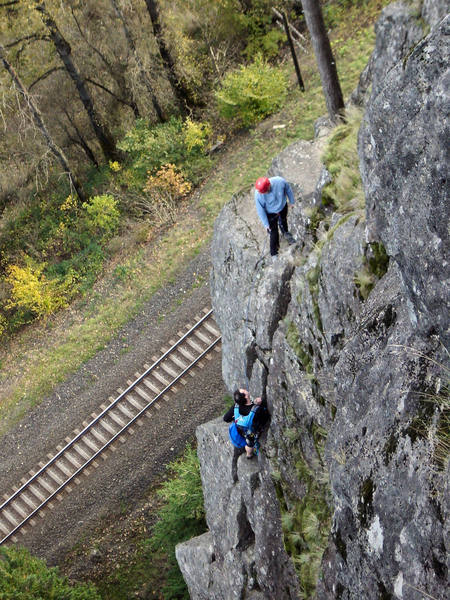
[274,410,332,599]
[0,546,100,600]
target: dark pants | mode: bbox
[267,203,288,256]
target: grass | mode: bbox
[275,419,331,599]
[321,107,365,214]
[0,1,384,435]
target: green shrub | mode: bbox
[117,117,212,189]
[0,190,116,331]
[244,28,285,60]
[183,118,212,153]
[147,444,206,599]
[324,0,370,27]
[215,55,288,127]
[83,194,120,240]
[240,0,281,59]
[0,546,100,600]
[117,117,187,187]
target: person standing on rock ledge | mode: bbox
[224,388,270,459]
[254,175,296,258]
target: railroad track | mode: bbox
[0,308,221,545]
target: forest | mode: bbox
[0,0,297,332]
[0,0,376,339]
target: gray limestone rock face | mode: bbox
[369,2,425,99]
[422,0,449,28]
[351,2,425,106]
[176,419,300,600]
[320,262,447,599]
[359,16,450,346]
[210,138,326,398]
[178,6,449,599]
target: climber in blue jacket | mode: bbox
[224,389,270,459]
[254,175,296,257]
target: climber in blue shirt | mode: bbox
[223,389,270,459]
[254,176,296,257]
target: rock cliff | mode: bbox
[177,4,449,599]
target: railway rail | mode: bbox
[0,308,221,545]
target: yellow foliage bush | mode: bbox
[5,258,70,319]
[183,118,212,153]
[109,160,122,172]
[60,194,78,212]
[143,164,192,223]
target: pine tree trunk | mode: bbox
[34,1,120,161]
[300,0,345,121]
[109,0,164,121]
[0,44,86,202]
[143,0,192,113]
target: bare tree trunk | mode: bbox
[300,0,345,121]
[109,0,164,121]
[143,0,192,113]
[34,1,121,161]
[282,10,304,92]
[0,44,86,202]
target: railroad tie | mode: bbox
[54,458,74,479]
[135,373,160,395]
[0,520,10,536]
[168,353,188,371]
[203,321,220,337]
[193,329,211,345]
[176,345,195,362]
[82,435,101,455]
[9,499,28,519]
[89,427,109,446]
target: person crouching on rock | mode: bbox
[254,175,296,258]
[223,388,270,459]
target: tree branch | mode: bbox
[84,76,136,108]
[29,66,64,89]
[70,6,113,73]
[0,1,19,8]
[5,33,49,48]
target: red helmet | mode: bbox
[255,177,270,193]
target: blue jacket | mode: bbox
[255,176,295,229]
